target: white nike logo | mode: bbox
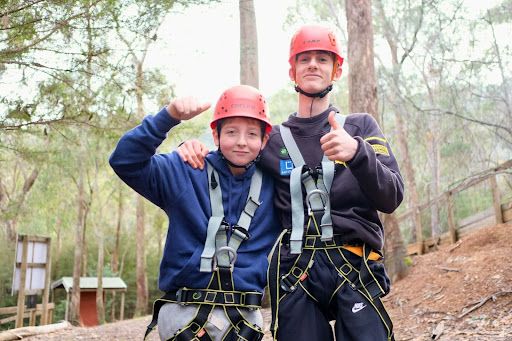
[351,302,367,313]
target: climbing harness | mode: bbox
[145,161,265,341]
[268,114,394,340]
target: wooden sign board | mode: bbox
[12,235,50,295]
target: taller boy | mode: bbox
[262,24,404,341]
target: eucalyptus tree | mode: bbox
[239,0,258,87]
[374,0,426,249]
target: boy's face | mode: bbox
[212,117,268,173]
[290,50,342,92]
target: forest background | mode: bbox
[1,0,511,328]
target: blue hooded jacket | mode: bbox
[109,108,280,293]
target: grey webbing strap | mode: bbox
[289,167,305,254]
[201,162,264,271]
[279,125,305,167]
[281,125,307,254]
[218,169,263,268]
[236,168,263,230]
[334,114,346,131]
[201,162,225,272]
[279,114,346,253]
[319,161,334,241]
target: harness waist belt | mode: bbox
[283,233,383,261]
[166,288,263,308]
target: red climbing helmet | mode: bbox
[211,85,272,134]
[289,24,344,67]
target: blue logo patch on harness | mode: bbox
[279,159,294,176]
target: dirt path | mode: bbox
[14,223,512,340]
[21,309,273,341]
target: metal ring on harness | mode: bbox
[305,189,329,216]
[213,246,238,270]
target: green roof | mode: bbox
[51,277,127,292]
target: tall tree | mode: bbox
[374,0,425,251]
[239,0,259,87]
[70,0,98,324]
[345,0,378,116]
[345,0,407,280]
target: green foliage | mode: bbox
[403,256,413,267]
[52,299,68,323]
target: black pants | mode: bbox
[273,248,391,341]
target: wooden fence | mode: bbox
[398,160,512,255]
[0,303,54,328]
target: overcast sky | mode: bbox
[146,1,298,105]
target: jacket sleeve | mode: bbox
[347,113,404,213]
[109,107,181,209]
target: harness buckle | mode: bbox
[305,189,328,216]
[213,246,238,271]
[232,225,251,241]
[219,220,230,231]
[279,274,297,293]
[306,166,322,181]
[175,288,188,306]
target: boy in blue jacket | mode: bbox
[109,85,279,341]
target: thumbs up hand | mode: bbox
[320,111,359,162]
[167,96,211,121]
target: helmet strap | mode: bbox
[218,148,262,170]
[294,84,333,98]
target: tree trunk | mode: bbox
[239,0,259,87]
[111,186,123,321]
[134,195,148,317]
[133,58,149,317]
[54,218,62,277]
[345,0,407,280]
[96,233,105,325]
[374,0,424,252]
[382,213,408,282]
[345,0,378,117]
[70,170,85,325]
[112,186,123,275]
[427,131,441,239]
[81,208,89,277]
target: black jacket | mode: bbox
[260,106,404,251]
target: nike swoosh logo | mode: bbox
[352,303,366,313]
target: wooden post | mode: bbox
[414,208,424,255]
[29,308,36,326]
[111,291,116,322]
[41,238,52,325]
[120,292,125,321]
[15,235,29,328]
[446,192,457,244]
[490,174,503,224]
[65,292,69,321]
